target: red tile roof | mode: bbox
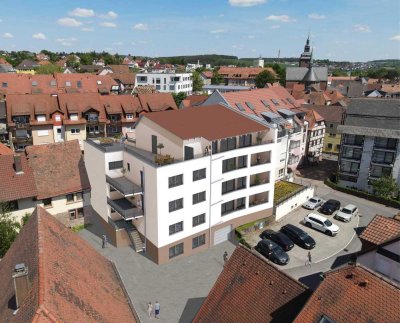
[194,246,310,323]
[298,108,324,129]
[359,215,400,246]
[294,265,400,323]
[55,73,117,94]
[219,67,277,79]
[0,206,139,322]
[201,71,213,79]
[26,140,90,199]
[138,92,178,112]
[0,143,13,155]
[99,94,141,115]
[0,154,37,202]
[300,104,346,123]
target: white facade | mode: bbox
[135,72,193,95]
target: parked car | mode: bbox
[303,196,324,210]
[255,239,290,265]
[260,229,294,251]
[334,204,359,222]
[280,224,316,249]
[304,213,340,236]
[320,199,341,215]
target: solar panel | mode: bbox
[245,102,256,111]
[235,103,245,111]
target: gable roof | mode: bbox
[286,67,328,82]
[0,143,13,155]
[99,94,141,115]
[138,92,178,112]
[218,66,277,79]
[0,206,138,322]
[194,246,310,323]
[294,264,400,323]
[181,94,208,108]
[300,104,345,123]
[359,215,400,246]
[25,140,90,199]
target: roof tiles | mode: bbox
[359,215,400,246]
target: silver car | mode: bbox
[303,197,323,210]
[334,204,358,222]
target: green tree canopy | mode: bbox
[0,204,21,257]
[36,63,63,75]
[172,92,187,107]
[372,176,399,199]
[192,71,204,92]
[211,69,224,85]
[255,70,276,88]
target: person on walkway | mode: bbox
[223,251,228,263]
[147,302,153,318]
[154,301,160,319]
[306,251,312,267]
[102,235,107,248]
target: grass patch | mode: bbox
[274,181,302,203]
[71,223,91,232]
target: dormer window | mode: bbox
[126,114,133,119]
[50,80,56,87]
[36,115,46,122]
[65,81,71,87]
[70,113,78,121]
[271,99,280,106]
[86,113,98,121]
[2,82,8,88]
[77,81,82,88]
[55,115,61,121]
[97,80,102,85]
[32,81,38,87]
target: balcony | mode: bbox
[250,172,270,187]
[373,144,397,152]
[86,131,105,138]
[106,175,142,196]
[107,197,143,220]
[249,191,269,207]
[251,151,271,166]
[341,154,362,162]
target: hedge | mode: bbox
[324,178,400,209]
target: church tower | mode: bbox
[299,35,312,67]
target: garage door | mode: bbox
[214,225,232,246]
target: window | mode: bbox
[236,103,245,111]
[245,102,255,111]
[193,191,206,204]
[127,163,131,172]
[236,197,245,209]
[222,179,235,194]
[221,200,234,215]
[70,113,78,121]
[109,160,123,170]
[55,115,61,121]
[36,115,46,122]
[239,134,252,148]
[169,174,183,188]
[340,161,359,174]
[50,80,56,86]
[138,76,147,82]
[327,143,333,149]
[222,157,236,173]
[66,194,74,203]
[71,128,80,134]
[328,133,336,137]
[2,82,8,88]
[220,137,236,152]
[77,208,84,218]
[126,114,133,119]
[193,213,205,227]
[76,192,83,201]
[238,155,247,169]
[370,165,392,178]
[43,198,52,207]
[169,198,183,212]
[192,234,206,249]
[69,210,76,220]
[237,176,246,189]
[372,151,394,164]
[65,81,71,87]
[37,130,49,137]
[169,243,184,259]
[32,81,38,86]
[212,141,218,154]
[193,168,206,181]
[77,81,82,88]
[169,221,183,235]
[261,100,270,108]
[271,98,280,106]
[375,137,397,149]
[278,168,284,177]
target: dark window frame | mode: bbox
[169,243,184,258]
[169,198,183,212]
[193,168,206,181]
[109,160,123,170]
[192,213,206,227]
[193,191,206,204]
[169,221,184,235]
[169,174,183,188]
[192,234,206,249]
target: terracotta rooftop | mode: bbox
[181,94,209,108]
[193,246,310,323]
[0,206,139,323]
[26,140,90,199]
[294,264,400,323]
[219,66,277,79]
[359,215,400,246]
[138,92,178,112]
[300,104,346,124]
[0,143,13,155]
[144,104,268,141]
[99,94,141,115]
[298,108,324,129]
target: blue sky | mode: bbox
[1,0,399,61]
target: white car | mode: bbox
[304,213,340,236]
[303,197,323,210]
[334,204,359,222]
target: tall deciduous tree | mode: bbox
[36,64,62,74]
[372,176,399,199]
[0,204,21,257]
[172,92,187,107]
[255,70,276,88]
[192,71,204,92]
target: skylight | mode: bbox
[261,100,270,108]
[235,103,245,111]
[245,102,256,111]
[271,98,280,106]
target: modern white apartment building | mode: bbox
[135,72,193,95]
[84,104,276,264]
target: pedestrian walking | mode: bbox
[223,251,228,263]
[147,302,153,318]
[305,251,312,267]
[102,235,108,248]
[154,301,160,319]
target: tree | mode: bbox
[211,69,224,85]
[267,63,286,86]
[172,92,187,107]
[36,64,62,74]
[0,203,21,258]
[192,71,204,92]
[255,70,276,88]
[372,176,399,199]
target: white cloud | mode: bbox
[32,33,46,40]
[308,13,326,20]
[210,29,227,34]
[81,27,94,32]
[99,22,117,28]
[248,35,256,39]
[70,8,95,17]
[354,24,371,32]
[229,0,266,7]
[2,32,13,39]
[266,15,295,22]
[57,17,83,27]
[99,11,118,19]
[133,23,149,31]
[390,35,400,42]
[270,25,280,29]
[219,14,225,17]
[56,37,77,46]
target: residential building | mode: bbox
[201,86,308,180]
[0,140,91,226]
[0,101,7,144]
[135,72,193,95]
[179,94,208,109]
[218,66,276,87]
[200,71,213,85]
[15,60,40,74]
[193,246,310,322]
[137,92,178,112]
[202,84,252,95]
[337,98,400,192]
[291,84,348,106]
[294,264,400,323]
[253,56,264,68]
[0,206,139,322]
[84,104,276,264]
[98,65,136,93]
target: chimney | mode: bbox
[14,155,23,174]
[12,263,30,309]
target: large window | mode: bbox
[237,155,247,169]
[340,161,359,174]
[169,198,183,212]
[169,174,183,188]
[375,137,397,150]
[193,213,206,227]
[222,179,235,195]
[169,243,184,259]
[343,134,364,146]
[342,147,362,160]
[220,137,237,152]
[222,157,236,173]
[221,200,234,216]
[236,197,246,209]
[169,221,183,235]
[370,165,392,178]
[193,168,206,181]
[372,151,395,164]
[43,198,52,207]
[237,176,246,190]
[193,191,206,204]
[239,134,252,148]
[109,161,123,170]
[192,234,206,249]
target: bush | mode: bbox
[324,178,400,209]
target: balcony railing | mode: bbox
[373,144,397,151]
[341,154,362,161]
[343,140,364,147]
[107,197,143,220]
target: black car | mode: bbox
[255,239,290,265]
[320,199,341,215]
[259,229,294,251]
[280,224,316,249]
